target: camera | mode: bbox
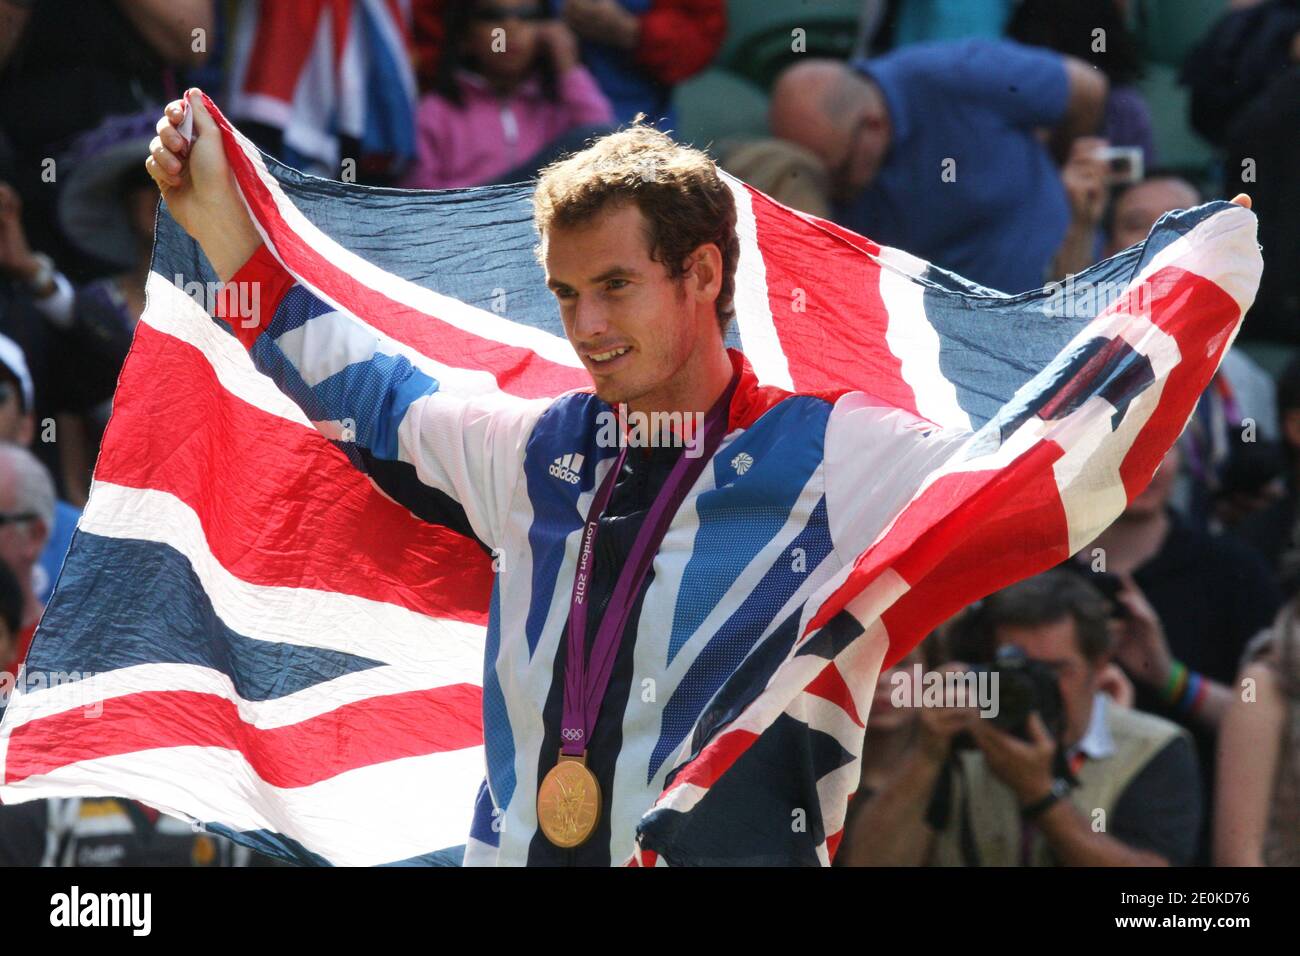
[950,645,1065,749]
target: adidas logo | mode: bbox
[731,452,754,475]
[549,452,585,485]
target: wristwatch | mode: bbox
[1020,777,1071,820]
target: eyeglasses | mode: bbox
[0,511,37,527]
[0,382,16,406]
[471,5,546,22]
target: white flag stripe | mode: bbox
[4,658,477,731]
[1,745,483,867]
[724,174,794,390]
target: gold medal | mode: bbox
[537,752,601,848]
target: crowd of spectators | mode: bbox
[0,0,1296,866]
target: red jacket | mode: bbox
[635,0,727,86]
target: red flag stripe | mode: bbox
[5,684,483,787]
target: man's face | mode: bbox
[0,472,37,586]
[994,616,1100,750]
[829,110,889,203]
[0,376,30,445]
[1105,178,1200,257]
[466,0,541,82]
[543,202,710,410]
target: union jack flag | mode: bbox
[0,96,1261,866]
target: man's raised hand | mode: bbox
[145,89,262,281]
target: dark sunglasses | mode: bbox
[0,381,15,405]
[471,5,547,22]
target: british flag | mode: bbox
[0,96,1261,866]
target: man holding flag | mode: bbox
[145,87,972,864]
[50,82,1247,866]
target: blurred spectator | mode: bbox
[1214,595,1300,866]
[1007,0,1157,164]
[3,113,145,509]
[1184,0,1300,343]
[1236,355,1300,598]
[559,0,725,129]
[769,39,1108,293]
[1067,443,1282,862]
[0,440,56,680]
[841,571,1200,866]
[0,0,213,277]
[0,556,20,672]
[0,334,78,608]
[1102,173,1202,257]
[57,113,160,471]
[401,1,614,190]
[0,796,255,866]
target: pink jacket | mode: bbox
[399,67,614,189]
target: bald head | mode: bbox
[1106,176,1201,256]
[769,60,890,200]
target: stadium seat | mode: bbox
[673,67,771,150]
[1130,0,1227,68]
[1134,63,1217,180]
[719,0,862,89]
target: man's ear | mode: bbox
[686,243,722,307]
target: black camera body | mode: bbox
[951,645,1066,750]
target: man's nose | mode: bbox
[570,297,610,341]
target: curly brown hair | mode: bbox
[532,122,740,333]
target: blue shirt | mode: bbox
[836,39,1071,294]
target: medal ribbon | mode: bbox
[560,373,737,757]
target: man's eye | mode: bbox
[605,279,628,292]
[553,288,576,300]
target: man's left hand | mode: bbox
[970,711,1057,806]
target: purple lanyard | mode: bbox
[560,374,737,756]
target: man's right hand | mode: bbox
[145,89,262,281]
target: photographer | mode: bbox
[840,570,1200,866]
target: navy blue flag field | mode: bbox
[0,96,1263,866]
